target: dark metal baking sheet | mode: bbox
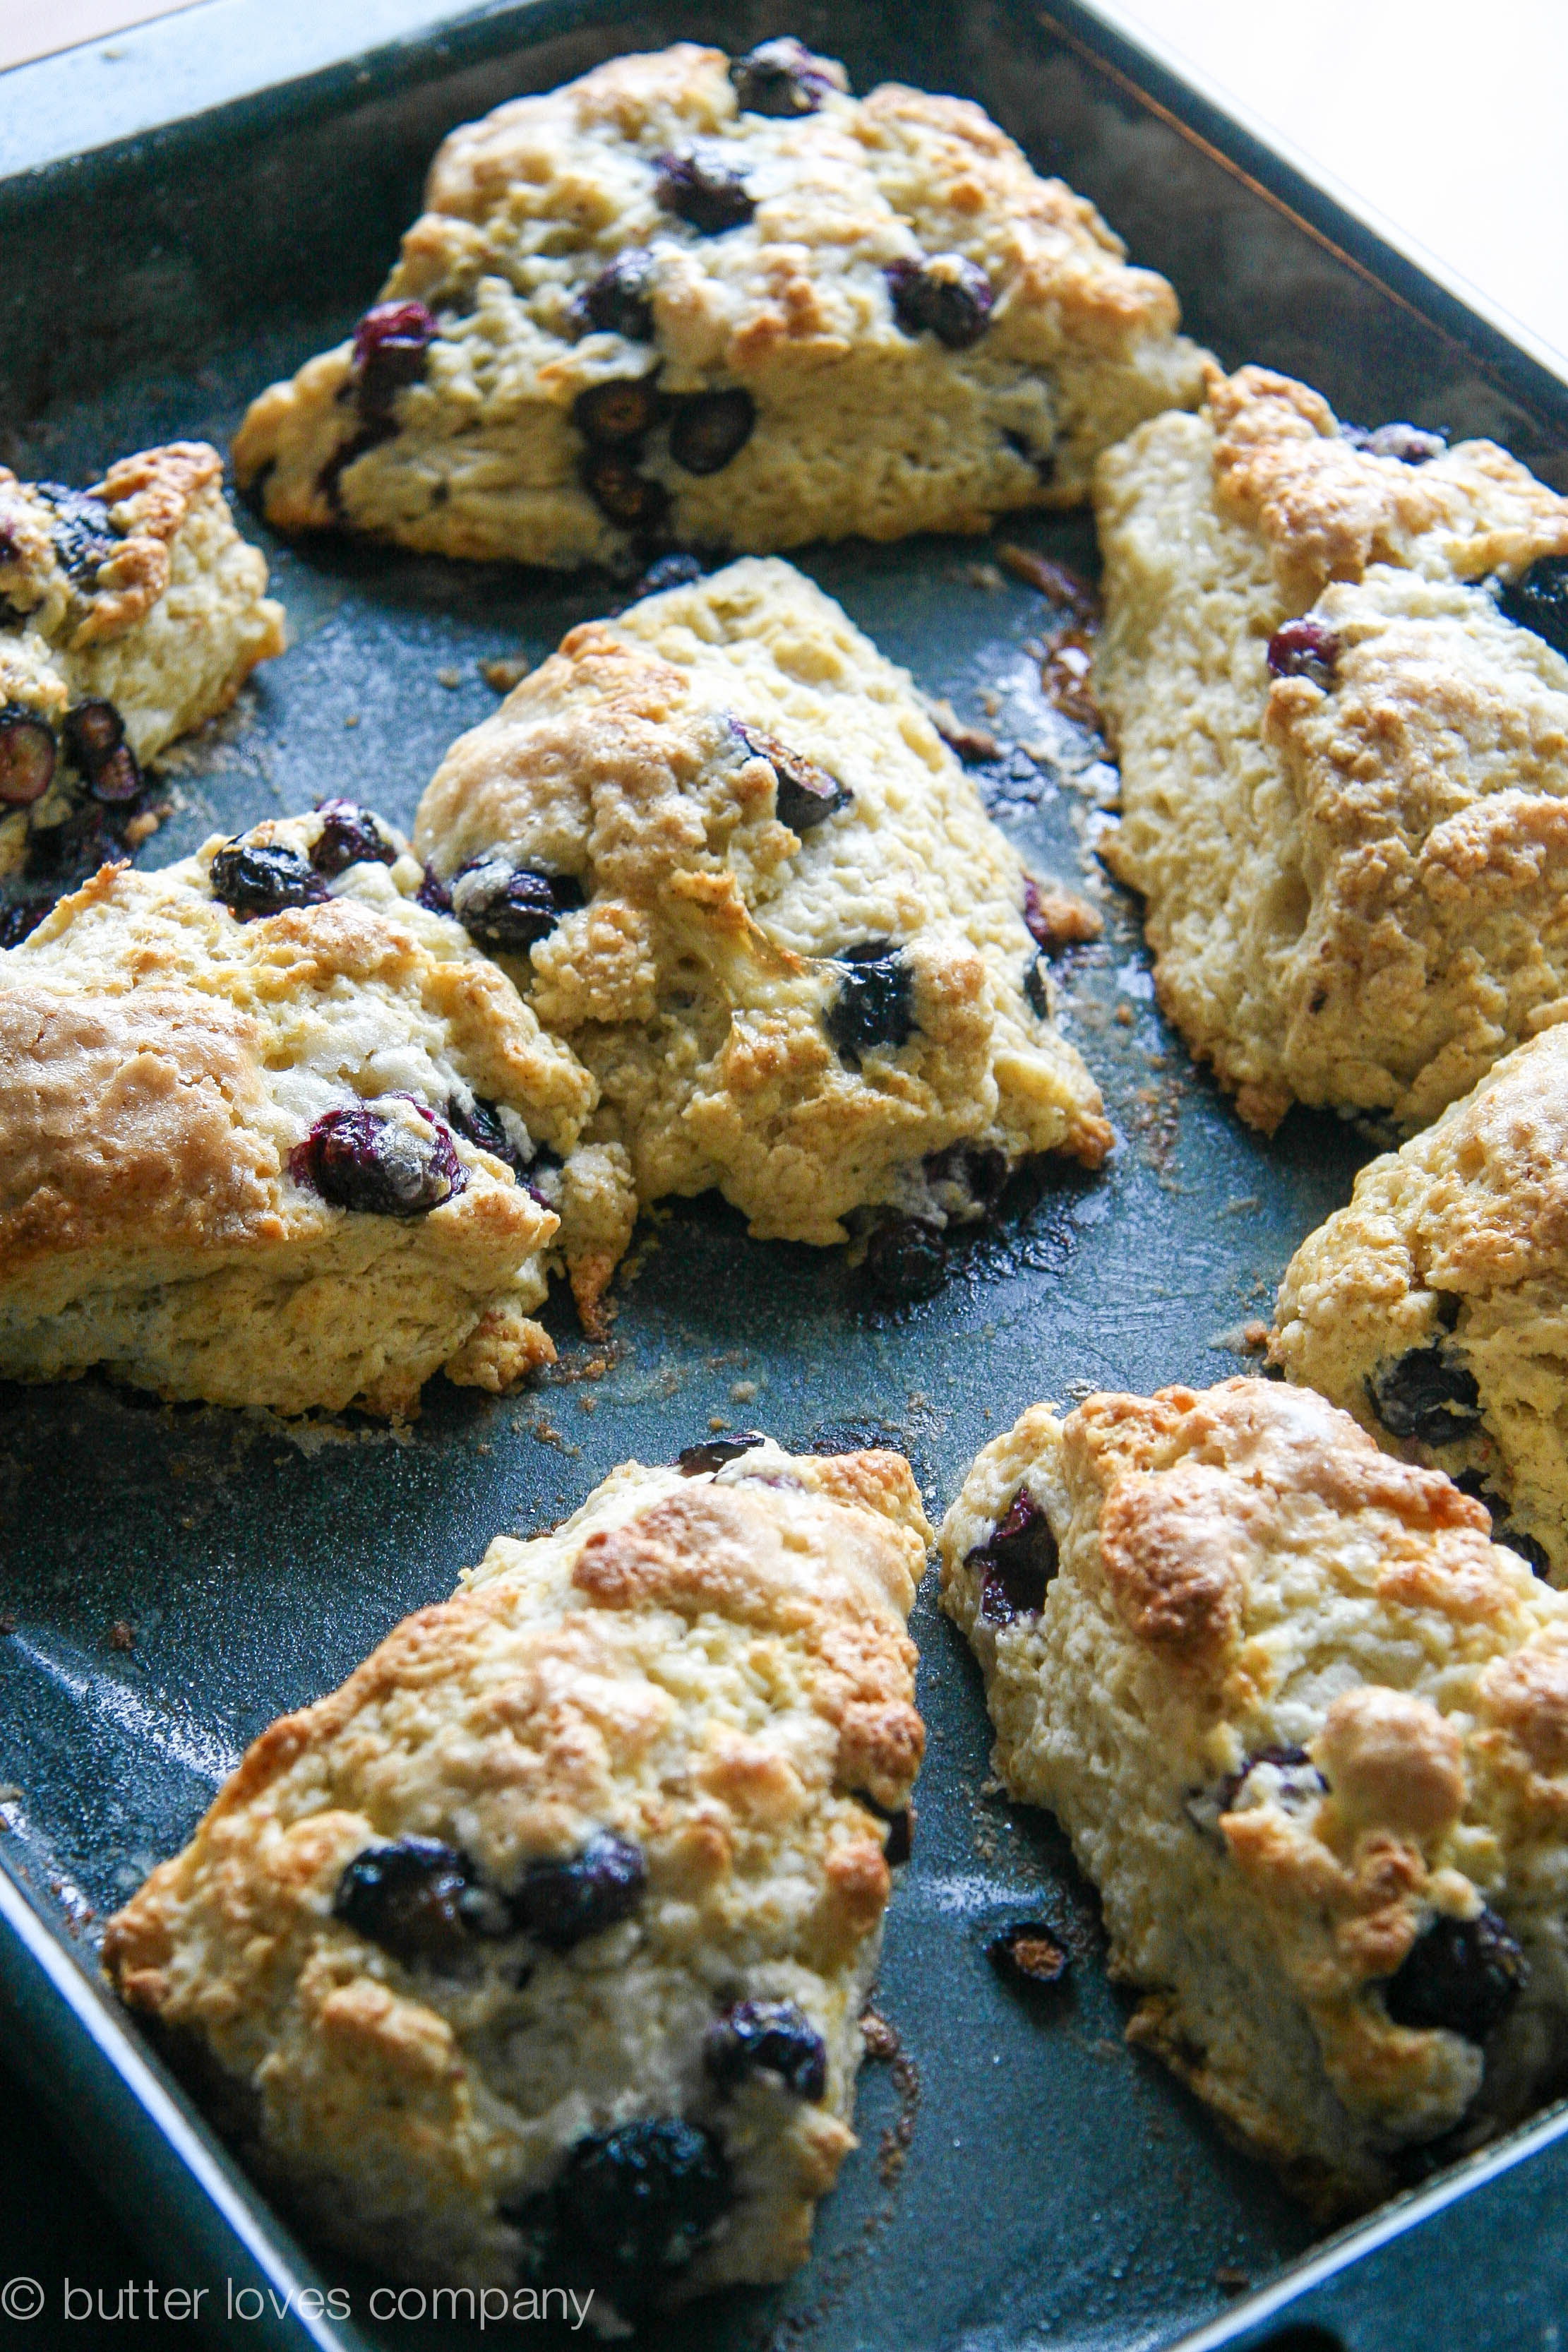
[1,6,1566,2349]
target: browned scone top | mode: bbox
[104,1440,930,2317]
[941,1375,1568,2214]
[1094,362,1568,1133]
[0,810,634,1416]
[232,38,1207,568]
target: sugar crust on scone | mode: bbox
[1093,364,1568,1133]
[232,41,1207,568]
[103,1440,930,2311]
[1271,1022,1568,1583]
[0,811,635,1415]
[414,556,1110,1252]
[940,1376,1568,2214]
[0,443,285,871]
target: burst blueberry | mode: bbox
[863,1214,946,1303]
[704,1999,828,2099]
[63,699,140,805]
[731,717,849,830]
[0,708,56,806]
[669,390,756,475]
[1367,1342,1481,1443]
[353,299,437,424]
[209,840,330,920]
[311,799,396,876]
[885,254,994,350]
[967,1488,1058,1623]
[577,249,657,341]
[1383,1906,1526,2043]
[1267,618,1341,688]
[729,37,842,116]
[676,1433,767,1474]
[450,856,585,953]
[333,1837,504,1964]
[825,942,914,1062]
[33,484,116,586]
[1343,421,1447,465]
[510,1830,646,1950]
[1499,554,1568,661]
[289,1103,465,1217]
[654,148,755,234]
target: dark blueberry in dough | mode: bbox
[1214,1743,1322,1820]
[863,1214,947,1303]
[853,1791,915,1864]
[577,249,657,341]
[574,378,662,449]
[0,707,56,806]
[510,1829,646,1950]
[1452,1474,1554,1578]
[450,856,585,954]
[289,1103,465,1217]
[1367,1342,1481,1443]
[731,717,850,830]
[631,551,705,599]
[704,1998,828,2099]
[512,2119,730,2300]
[1267,618,1341,688]
[32,484,116,587]
[0,890,58,948]
[1383,1906,1526,2042]
[825,942,914,1062]
[1024,949,1051,1019]
[20,796,112,880]
[416,865,453,914]
[924,1138,1010,1219]
[209,840,330,920]
[1343,421,1447,465]
[352,299,437,424]
[885,254,994,350]
[333,1837,489,1964]
[446,1092,525,1177]
[311,798,396,876]
[967,1486,1058,1623]
[582,450,670,530]
[519,1141,563,1210]
[1499,554,1568,661]
[669,390,756,476]
[729,37,842,117]
[988,1921,1070,1986]
[676,1433,767,1474]
[654,148,755,234]
[62,699,140,804]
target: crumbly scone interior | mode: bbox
[0,812,634,1414]
[415,556,1109,1248]
[0,443,286,883]
[103,1440,930,2308]
[1271,1022,1568,1581]
[1093,364,1568,1132]
[941,1376,1568,2214]
[232,40,1207,566]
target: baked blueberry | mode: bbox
[730,717,849,830]
[729,37,842,117]
[825,942,914,1062]
[1382,1906,1526,2043]
[62,699,140,804]
[576,249,657,341]
[654,147,755,234]
[704,1998,828,2099]
[333,1837,495,1964]
[676,1433,767,1474]
[311,798,397,876]
[580,450,669,530]
[885,254,993,350]
[289,1103,466,1217]
[1343,422,1447,465]
[353,300,437,424]
[1024,950,1051,1018]
[573,378,662,448]
[1267,618,1341,688]
[510,1830,646,1950]
[0,708,56,806]
[209,840,330,920]
[1499,554,1568,662]
[1366,1342,1481,1443]
[32,484,116,586]
[669,390,756,475]
[863,1213,946,1303]
[924,1138,1009,1219]
[629,551,705,599]
[512,2118,730,2302]
[445,1093,525,1176]
[415,865,453,914]
[966,1486,1058,1623]
[450,856,585,953]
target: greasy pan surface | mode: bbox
[1,4,1565,2347]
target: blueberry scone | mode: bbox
[414,556,1111,1289]
[0,804,636,1415]
[232,38,1207,568]
[1271,1023,1568,1584]
[104,1436,929,2318]
[1094,363,1568,1133]
[941,1376,1568,2214]
[0,443,285,918]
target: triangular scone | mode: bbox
[0,443,285,909]
[414,557,1111,1277]
[941,1378,1568,2216]
[0,806,635,1416]
[1094,364,1568,1133]
[232,39,1207,568]
[1271,1024,1568,1583]
[104,1437,929,2318]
